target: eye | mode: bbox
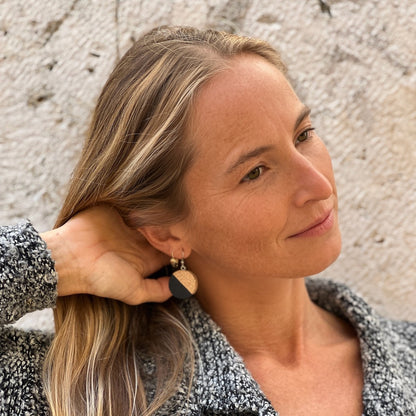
[296,127,315,145]
[242,166,264,182]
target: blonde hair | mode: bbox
[43,26,286,415]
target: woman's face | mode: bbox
[179,54,341,284]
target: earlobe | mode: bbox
[139,225,197,300]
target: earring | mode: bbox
[170,253,179,268]
[169,253,198,300]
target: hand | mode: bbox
[41,205,171,304]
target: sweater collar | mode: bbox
[306,279,415,415]
[179,297,277,415]
[170,278,414,415]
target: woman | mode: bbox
[0,26,414,416]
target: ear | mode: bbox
[139,224,192,259]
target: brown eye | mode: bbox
[296,128,315,144]
[243,166,264,182]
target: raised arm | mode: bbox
[0,222,57,325]
[41,205,172,304]
[0,205,172,326]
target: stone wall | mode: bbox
[0,0,415,330]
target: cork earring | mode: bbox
[169,253,198,299]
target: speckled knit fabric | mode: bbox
[0,222,415,415]
[0,222,56,416]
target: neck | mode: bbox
[195,274,348,365]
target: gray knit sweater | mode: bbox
[0,222,415,415]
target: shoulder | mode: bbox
[0,326,52,414]
[306,278,415,348]
[378,317,416,364]
[388,319,416,348]
[307,278,415,413]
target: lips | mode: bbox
[289,209,335,238]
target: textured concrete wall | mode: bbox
[1,0,415,331]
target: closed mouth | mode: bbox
[289,209,334,238]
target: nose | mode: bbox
[291,153,334,207]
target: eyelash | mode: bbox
[295,127,315,145]
[241,166,265,183]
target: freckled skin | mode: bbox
[142,54,363,416]
[177,55,341,293]
[158,55,362,415]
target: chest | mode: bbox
[261,366,363,416]
[245,347,363,416]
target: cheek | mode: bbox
[185,188,288,257]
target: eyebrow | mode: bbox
[226,145,274,175]
[294,106,311,131]
[225,106,312,175]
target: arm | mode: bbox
[0,205,172,325]
[0,222,57,325]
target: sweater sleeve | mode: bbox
[0,221,57,325]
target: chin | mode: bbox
[313,235,342,275]
[299,234,342,278]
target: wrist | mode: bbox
[41,228,86,296]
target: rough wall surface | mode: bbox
[0,0,415,331]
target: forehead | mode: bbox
[187,55,302,153]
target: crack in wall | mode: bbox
[42,0,81,46]
[208,0,251,33]
[115,0,120,61]
[318,0,332,17]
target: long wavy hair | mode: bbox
[43,26,286,416]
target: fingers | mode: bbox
[125,276,172,305]
[141,251,170,278]
[61,205,175,305]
